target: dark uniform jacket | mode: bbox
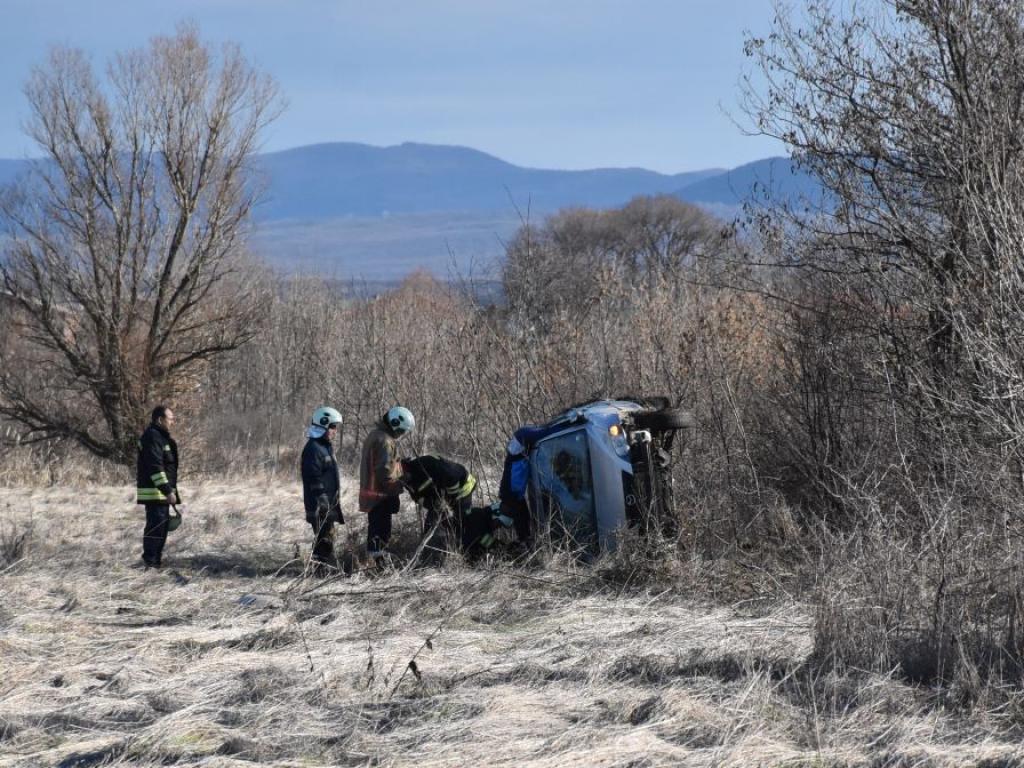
[301,436,343,523]
[401,455,477,511]
[136,424,179,505]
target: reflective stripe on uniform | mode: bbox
[151,472,169,486]
[480,533,494,548]
[416,478,433,493]
[452,474,477,500]
[137,487,168,502]
[360,488,381,502]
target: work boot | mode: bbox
[310,558,335,577]
[372,552,396,574]
[140,556,161,569]
[340,550,355,577]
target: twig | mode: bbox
[387,570,496,699]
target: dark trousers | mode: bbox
[421,494,471,559]
[366,495,400,557]
[422,496,468,538]
[310,512,336,565]
[452,495,476,552]
[142,504,170,565]
[462,499,504,559]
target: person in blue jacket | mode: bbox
[301,406,344,572]
[499,433,533,548]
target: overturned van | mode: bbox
[515,398,692,552]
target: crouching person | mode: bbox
[400,455,480,562]
[302,407,345,574]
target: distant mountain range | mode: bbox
[0,142,821,278]
[252,142,724,219]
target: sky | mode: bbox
[0,0,785,174]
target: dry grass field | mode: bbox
[1,481,1023,767]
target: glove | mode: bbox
[316,495,330,516]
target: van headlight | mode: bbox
[608,423,630,457]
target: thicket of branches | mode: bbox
[739,0,1024,694]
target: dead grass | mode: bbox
[0,482,1022,767]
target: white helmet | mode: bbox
[311,406,342,428]
[385,406,415,436]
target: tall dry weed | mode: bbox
[0,518,32,568]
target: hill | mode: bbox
[252,142,722,219]
[0,143,823,278]
[676,156,826,208]
[0,159,26,189]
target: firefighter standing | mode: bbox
[359,406,414,568]
[136,405,180,569]
[301,406,345,572]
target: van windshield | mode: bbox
[531,429,597,548]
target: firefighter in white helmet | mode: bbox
[359,405,415,568]
[302,406,345,573]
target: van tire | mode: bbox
[635,408,694,431]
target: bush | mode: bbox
[0,519,33,568]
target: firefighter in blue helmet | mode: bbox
[136,405,180,568]
[301,406,346,573]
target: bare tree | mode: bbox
[502,195,727,331]
[743,0,1024,438]
[0,24,282,463]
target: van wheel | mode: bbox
[635,408,694,431]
